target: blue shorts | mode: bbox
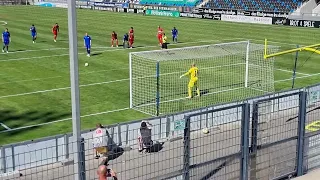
[86,45,91,49]
[31,33,36,37]
[3,41,9,46]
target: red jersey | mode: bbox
[52,25,59,32]
[157,28,163,36]
[129,29,134,36]
[111,33,117,39]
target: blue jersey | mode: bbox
[123,34,128,41]
[84,35,91,47]
[172,29,178,37]
[30,26,36,35]
[2,31,10,42]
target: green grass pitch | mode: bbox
[0,6,320,145]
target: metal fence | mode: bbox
[1,83,320,179]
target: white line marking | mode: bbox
[276,68,310,76]
[0,21,7,25]
[0,107,129,133]
[275,73,320,83]
[1,46,119,54]
[0,123,11,130]
[0,38,242,62]
[0,78,129,99]
[0,68,129,85]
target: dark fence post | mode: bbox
[0,146,6,173]
[55,136,59,162]
[166,116,171,138]
[296,91,307,176]
[125,124,129,145]
[11,145,15,171]
[183,116,191,180]
[64,134,69,159]
[79,137,86,180]
[240,103,250,180]
[117,124,122,146]
[250,102,259,180]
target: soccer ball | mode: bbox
[85,63,89,67]
[202,128,209,134]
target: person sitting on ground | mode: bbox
[137,121,153,153]
[97,165,117,180]
[93,123,109,160]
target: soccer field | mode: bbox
[0,6,320,145]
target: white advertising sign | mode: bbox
[221,14,272,25]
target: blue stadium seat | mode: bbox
[203,0,302,13]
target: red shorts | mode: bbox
[158,35,162,39]
[112,38,117,40]
[53,31,58,35]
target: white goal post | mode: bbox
[129,41,279,116]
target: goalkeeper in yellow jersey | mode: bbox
[180,63,200,98]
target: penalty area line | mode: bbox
[0,107,130,133]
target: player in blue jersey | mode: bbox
[2,28,10,53]
[123,33,128,48]
[83,33,91,57]
[171,27,178,43]
[30,24,37,43]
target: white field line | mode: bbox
[276,68,310,76]
[0,63,245,99]
[0,78,129,99]
[0,21,7,25]
[0,67,129,85]
[275,73,320,83]
[1,46,118,54]
[0,38,243,62]
[0,123,11,130]
[0,107,129,133]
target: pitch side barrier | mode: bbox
[1,83,320,176]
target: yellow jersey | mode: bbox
[162,35,167,43]
[184,67,199,81]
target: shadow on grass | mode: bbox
[92,52,102,56]
[0,109,71,136]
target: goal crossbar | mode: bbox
[264,38,320,59]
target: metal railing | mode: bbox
[0,83,320,179]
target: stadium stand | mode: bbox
[204,0,304,13]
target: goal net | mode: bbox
[129,41,278,116]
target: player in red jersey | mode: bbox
[111,31,118,47]
[52,23,59,42]
[129,27,134,48]
[157,26,164,45]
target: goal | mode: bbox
[129,41,278,116]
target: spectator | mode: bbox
[137,121,153,153]
[93,123,109,160]
[97,165,118,180]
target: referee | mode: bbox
[143,6,147,16]
[161,33,168,49]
